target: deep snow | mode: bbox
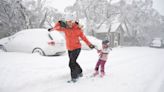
[0,47,164,92]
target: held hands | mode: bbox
[97,50,102,53]
[89,44,95,49]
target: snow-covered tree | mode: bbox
[65,0,115,35]
[45,7,63,28]
[0,0,62,37]
[65,0,163,46]
[22,0,48,28]
[0,0,27,36]
[108,0,163,46]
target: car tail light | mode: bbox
[48,40,55,46]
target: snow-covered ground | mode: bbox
[0,47,164,92]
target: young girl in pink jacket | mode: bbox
[93,40,111,77]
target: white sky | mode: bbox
[45,0,76,13]
[46,0,164,15]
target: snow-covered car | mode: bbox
[81,36,102,50]
[149,38,164,48]
[0,29,66,56]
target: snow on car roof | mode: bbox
[17,29,48,34]
[12,29,63,41]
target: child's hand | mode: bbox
[97,50,102,53]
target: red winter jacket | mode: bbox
[53,22,91,51]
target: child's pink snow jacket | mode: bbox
[98,48,110,61]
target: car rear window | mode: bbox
[49,31,64,41]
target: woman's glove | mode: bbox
[48,28,53,31]
[89,44,95,49]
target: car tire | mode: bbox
[0,45,7,52]
[32,48,45,56]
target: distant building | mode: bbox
[95,22,126,47]
[78,17,127,47]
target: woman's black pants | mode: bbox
[68,48,82,79]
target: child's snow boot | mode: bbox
[100,72,105,77]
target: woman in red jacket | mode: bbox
[49,19,94,82]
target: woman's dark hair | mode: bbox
[58,20,67,28]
